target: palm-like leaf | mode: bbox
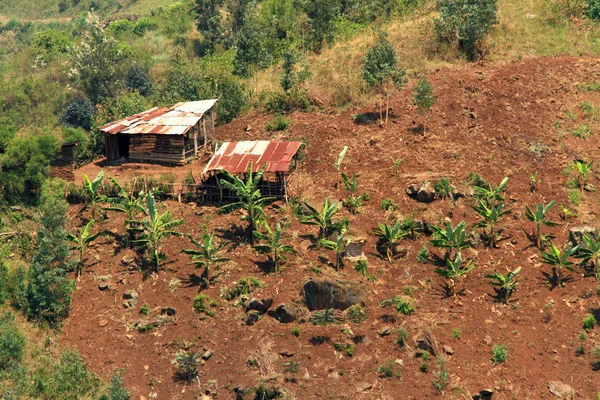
[430,221,469,258]
[182,228,229,280]
[485,267,521,303]
[525,201,558,248]
[576,234,600,278]
[334,146,348,171]
[82,170,105,218]
[299,197,342,240]
[473,176,508,207]
[320,228,348,271]
[68,219,104,278]
[253,222,295,273]
[434,252,475,296]
[540,241,579,286]
[472,200,509,248]
[373,221,408,262]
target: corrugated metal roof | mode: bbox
[99,99,218,136]
[202,141,302,175]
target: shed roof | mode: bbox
[202,141,302,175]
[99,99,218,136]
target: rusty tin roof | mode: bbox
[99,99,218,136]
[202,141,302,175]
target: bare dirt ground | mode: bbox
[62,55,600,399]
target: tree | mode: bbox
[304,0,341,52]
[299,197,342,240]
[124,62,153,96]
[486,267,521,304]
[131,194,183,271]
[540,241,578,287]
[434,0,499,61]
[104,177,147,247]
[525,201,558,249]
[434,252,475,297]
[219,162,275,244]
[253,222,295,273]
[373,221,408,262]
[68,219,103,278]
[59,95,95,130]
[195,0,225,55]
[430,221,469,260]
[575,234,600,279]
[472,200,508,248]
[81,170,105,219]
[182,227,229,281]
[363,32,406,125]
[320,227,349,271]
[69,13,123,104]
[413,78,436,134]
[233,4,269,78]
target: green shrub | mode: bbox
[572,124,593,139]
[291,327,300,337]
[416,245,429,263]
[48,349,101,399]
[583,314,597,332]
[0,313,26,369]
[396,327,409,347]
[133,17,158,36]
[380,295,415,315]
[104,371,131,400]
[107,20,134,37]
[491,344,508,364]
[380,198,397,211]
[193,294,217,317]
[265,115,291,131]
[333,342,355,357]
[377,359,396,378]
[222,277,263,301]
[354,259,368,276]
[452,328,461,339]
[174,350,200,382]
[434,177,453,199]
[139,304,150,316]
[588,0,600,20]
[346,304,368,323]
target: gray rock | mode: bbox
[121,255,135,266]
[344,240,366,261]
[202,351,212,360]
[301,278,366,311]
[123,290,138,300]
[244,310,261,326]
[442,344,454,355]
[416,182,436,203]
[584,183,596,192]
[547,381,575,398]
[356,382,373,392]
[568,226,598,248]
[98,282,110,291]
[161,307,177,316]
[406,183,421,196]
[123,299,137,309]
[379,327,391,336]
[269,303,298,323]
[245,298,273,314]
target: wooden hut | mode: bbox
[99,99,218,165]
[198,140,303,203]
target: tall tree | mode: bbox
[195,0,225,54]
[363,32,406,125]
[233,4,269,78]
[304,0,341,52]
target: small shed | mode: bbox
[50,142,78,181]
[198,140,302,203]
[99,99,218,165]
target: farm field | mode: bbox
[60,55,600,399]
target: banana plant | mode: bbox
[334,146,348,172]
[525,201,558,248]
[299,197,342,240]
[82,170,105,219]
[182,227,229,281]
[486,267,521,304]
[104,177,147,247]
[473,176,508,207]
[253,222,295,273]
[320,228,349,271]
[575,160,593,192]
[389,156,402,178]
[540,241,579,287]
[131,193,183,272]
[434,252,475,297]
[219,162,275,244]
[430,221,469,260]
[373,221,408,262]
[68,219,104,278]
[575,233,600,279]
[340,172,368,214]
[472,200,509,248]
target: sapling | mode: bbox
[389,156,402,178]
[320,227,349,271]
[81,170,105,219]
[576,233,600,279]
[486,267,521,304]
[68,219,104,278]
[182,227,229,282]
[299,197,342,240]
[373,221,409,262]
[540,241,579,287]
[575,160,593,192]
[525,201,558,248]
[253,222,295,273]
[472,199,508,248]
[430,221,469,260]
[434,252,475,297]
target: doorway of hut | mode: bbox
[117,134,130,159]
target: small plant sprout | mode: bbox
[253,222,295,273]
[104,177,147,247]
[434,177,453,200]
[473,176,508,207]
[389,156,402,178]
[576,234,600,279]
[434,252,475,297]
[540,241,579,287]
[486,267,521,304]
[525,201,559,249]
[529,171,539,192]
[68,219,104,279]
[182,226,229,282]
[173,351,200,382]
[334,146,348,172]
[574,160,593,192]
[299,197,342,240]
[320,227,349,271]
[354,259,368,276]
[451,328,461,340]
[417,245,430,263]
[340,172,368,214]
[491,344,508,364]
[430,221,469,260]
[432,357,450,395]
[472,199,508,248]
[583,314,597,332]
[380,295,415,315]
[373,221,409,262]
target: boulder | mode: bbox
[123,290,138,300]
[416,182,435,203]
[121,255,135,266]
[406,183,421,197]
[301,278,366,311]
[244,310,261,326]
[568,226,598,248]
[245,298,273,314]
[161,307,177,316]
[269,303,298,323]
[98,282,110,291]
[547,381,576,399]
[344,239,366,261]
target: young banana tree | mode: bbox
[434,252,475,297]
[68,219,104,278]
[486,267,521,304]
[334,146,348,172]
[430,221,469,260]
[131,194,183,272]
[320,228,349,271]
[340,172,368,214]
[473,176,508,207]
[219,162,274,244]
[373,221,408,262]
[299,197,342,240]
[575,233,600,279]
[525,201,558,248]
[82,170,105,219]
[104,177,147,246]
[540,241,579,287]
[182,227,229,281]
[253,222,295,273]
[472,200,509,248]
[575,160,593,192]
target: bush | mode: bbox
[266,115,291,131]
[0,313,26,369]
[193,294,217,317]
[48,349,101,398]
[346,304,368,323]
[589,0,600,20]
[381,295,415,315]
[434,0,499,61]
[174,350,199,382]
[133,17,158,36]
[491,344,508,364]
[354,259,368,276]
[60,95,95,131]
[416,245,429,263]
[434,177,453,199]
[104,371,131,400]
[124,62,153,97]
[584,314,597,332]
[380,198,397,211]
[107,20,134,37]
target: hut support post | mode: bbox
[194,127,198,158]
[203,118,207,149]
[211,109,215,144]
